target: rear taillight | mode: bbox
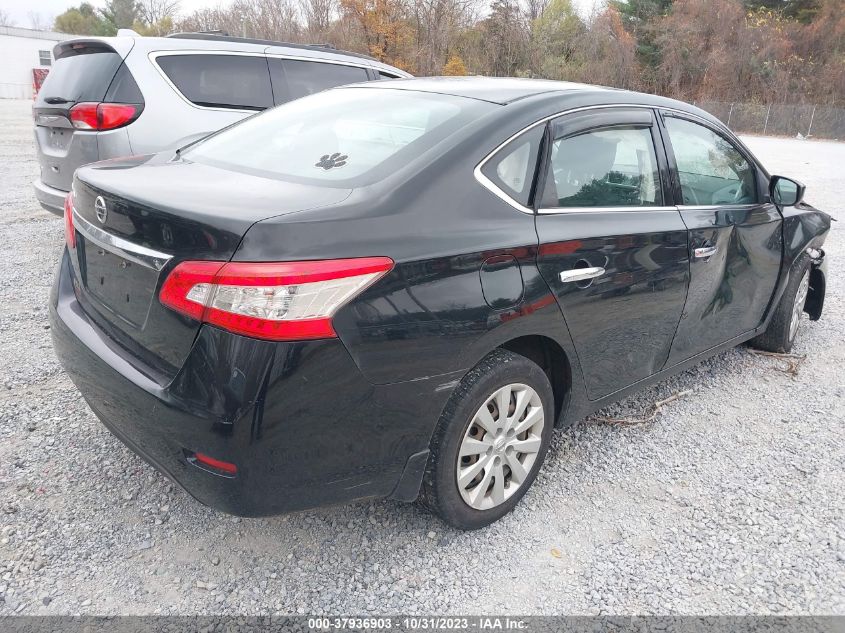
[69,102,141,131]
[159,258,394,341]
[64,192,75,249]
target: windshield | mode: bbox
[184,87,497,187]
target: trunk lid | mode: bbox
[70,154,352,379]
[34,39,138,192]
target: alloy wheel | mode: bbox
[789,270,810,342]
[456,383,545,511]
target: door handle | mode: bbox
[694,246,718,259]
[559,267,605,283]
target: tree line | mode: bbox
[51,0,844,105]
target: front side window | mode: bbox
[480,126,543,207]
[156,54,273,111]
[543,126,662,208]
[281,60,369,100]
[185,87,496,187]
[664,116,757,206]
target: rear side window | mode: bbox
[378,71,400,80]
[542,126,663,208]
[480,126,544,207]
[271,59,370,103]
[156,54,273,111]
[36,46,123,105]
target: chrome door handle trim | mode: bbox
[559,267,605,283]
[693,246,718,259]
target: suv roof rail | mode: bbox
[165,32,378,62]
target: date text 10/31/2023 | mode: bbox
[308,617,529,630]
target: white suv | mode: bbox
[33,31,411,215]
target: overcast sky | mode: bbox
[3,0,605,30]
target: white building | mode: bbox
[0,26,72,99]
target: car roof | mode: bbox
[350,76,717,123]
[351,77,612,105]
[54,33,411,76]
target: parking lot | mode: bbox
[0,97,842,615]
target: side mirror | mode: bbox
[770,175,805,209]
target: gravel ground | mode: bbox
[0,98,842,616]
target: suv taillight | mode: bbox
[159,258,394,341]
[69,102,142,131]
[64,192,75,249]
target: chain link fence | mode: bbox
[694,101,845,140]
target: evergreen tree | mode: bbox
[54,3,116,35]
[611,0,673,69]
[101,0,141,31]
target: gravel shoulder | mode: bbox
[0,99,842,615]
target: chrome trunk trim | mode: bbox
[72,208,173,272]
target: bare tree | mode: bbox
[28,11,53,30]
[411,0,478,74]
[172,0,845,105]
[523,0,550,22]
[0,9,14,26]
[139,0,181,25]
[237,0,302,41]
[177,0,302,41]
[301,0,336,36]
[176,7,226,33]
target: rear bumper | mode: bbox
[33,179,66,216]
[50,249,452,516]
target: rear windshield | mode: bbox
[184,87,497,187]
[36,47,122,105]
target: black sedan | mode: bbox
[50,78,830,529]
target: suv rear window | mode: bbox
[270,59,370,102]
[185,87,496,187]
[36,45,123,105]
[156,54,273,111]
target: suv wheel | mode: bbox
[420,349,554,530]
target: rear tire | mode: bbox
[420,349,554,530]
[749,255,811,353]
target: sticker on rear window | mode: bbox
[315,153,348,170]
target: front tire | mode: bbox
[420,349,554,530]
[750,255,811,353]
